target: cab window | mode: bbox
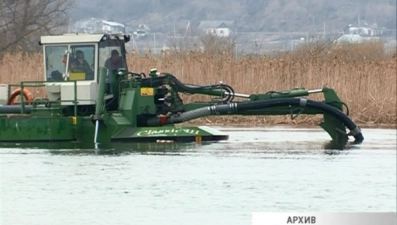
[99,40,127,79]
[67,45,95,81]
[45,45,68,81]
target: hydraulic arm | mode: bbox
[115,70,363,148]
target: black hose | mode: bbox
[139,73,235,102]
[235,98,363,143]
[0,105,33,114]
[146,98,364,144]
[168,75,235,102]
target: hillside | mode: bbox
[70,0,396,33]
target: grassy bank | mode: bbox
[0,42,396,127]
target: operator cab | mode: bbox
[40,33,130,106]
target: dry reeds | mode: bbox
[1,41,396,127]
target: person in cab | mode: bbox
[70,50,94,80]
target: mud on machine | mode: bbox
[0,32,364,149]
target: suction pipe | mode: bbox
[146,98,364,144]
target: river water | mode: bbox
[0,126,396,225]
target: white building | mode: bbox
[198,20,235,37]
[134,24,151,38]
[73,18,125,34]
[343,24,377,36]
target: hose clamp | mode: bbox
[299,98,307,108]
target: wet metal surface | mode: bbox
[0,126,396,225]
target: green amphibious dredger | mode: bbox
[0,32,364,149]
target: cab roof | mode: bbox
[40,33,130,45]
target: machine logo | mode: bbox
[136,128,201,136]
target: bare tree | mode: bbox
[0,0,75,53]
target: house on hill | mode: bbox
[198,20,235,37]
[343,24,377,36]
[135,24,151,38]
[73,18,125,34]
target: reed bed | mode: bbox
[0,42,396,127]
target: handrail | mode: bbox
[8,80,78,116]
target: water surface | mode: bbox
[1,126,396,225]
